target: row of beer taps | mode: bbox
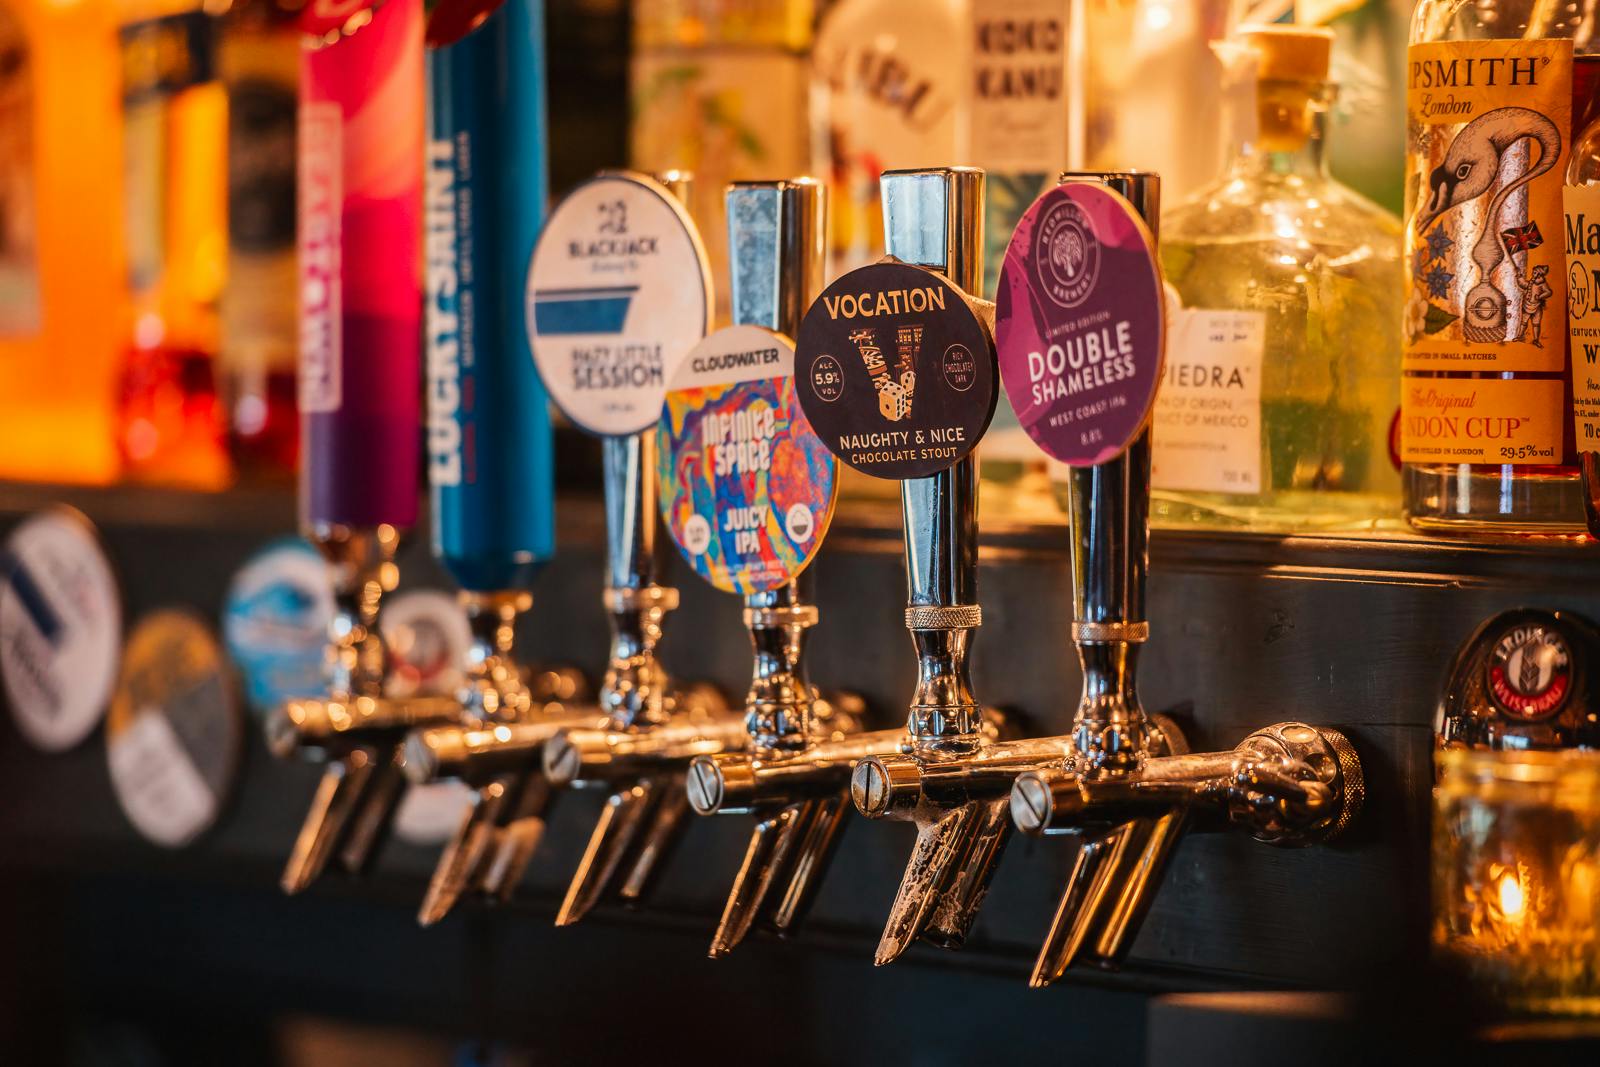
[266,166,1364,987]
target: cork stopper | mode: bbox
[1237,24,1333,84]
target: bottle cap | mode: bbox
[1236,24,1333,84]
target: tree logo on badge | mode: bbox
[1033,198,1100,309]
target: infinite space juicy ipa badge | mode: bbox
[526,173,712,436]
[657,324,838,594]
[995,182,1165,467]
[794,260,996,479]
[0,508,121,752]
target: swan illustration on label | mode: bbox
[657,324,837,595]
[1405,40,1571,373]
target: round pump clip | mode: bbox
[995,181,1166,467]
[526,171,713,437]
[794,259,997,481]
[657,324,839,595]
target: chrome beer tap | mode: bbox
[525,170,738,927]
[787,166,1058,966]
[649,177,871,957]
[269,0,464,895]
[990,172,1363,986]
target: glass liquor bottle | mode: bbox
[115,0,232,488]
[1564,113,1600,538]
[630,0,813,325]
[0,0,124,483]
[1155,24,1402,531]
[1403,0,1597,536]
[218,0,298,481]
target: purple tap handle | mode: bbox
[297,0,423,531]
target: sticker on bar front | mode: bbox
[107,610,241,849]
[0,508,122,752]
[996,182,1165,467]
[526,173,712,437]
[656,324,838,594]
[794,261,996,480]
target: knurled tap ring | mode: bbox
[744,604,820,629]
[1071,620,1150,644]
[905,605,983,630]
[603,585,680,613]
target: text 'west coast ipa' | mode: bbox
[1403,1,1600,535]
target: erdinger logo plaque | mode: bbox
[1033,196,1101,309]
[1487,622,1572,719]
[795,260,997,481]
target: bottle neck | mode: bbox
[1228,79,1332,182]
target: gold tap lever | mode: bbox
[270,524,461,895]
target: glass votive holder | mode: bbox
[1435,747,1600,1016]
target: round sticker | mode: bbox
[1487,620,1572,720]
[794,260,996,480]
[996,182,1165,467]
[656,324,838,594]
[106,611,241,848]
[381,589,472,700]
[392,779,477,847]
[222,539,335,717]
[527,172,712,436]
[0,508,121,752]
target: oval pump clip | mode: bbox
[392,0,598,928]
[525,170,740,926]
[653,178,871,958]
[992,174,1364,986]
[268,0,465,896]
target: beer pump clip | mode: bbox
[652,178,871,957]
[787,166,1061,966]
[991,173,1364,986]
[527,170,739,926]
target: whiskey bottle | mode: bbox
[1403,0,1597,535]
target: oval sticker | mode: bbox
[222,538,335,717]
[794,260,996,480]
[0,508,121,752]
[107,610,241,848]
[527,172,712,436]
[996,182,1164,466]
[657,324,838,594]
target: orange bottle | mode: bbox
[0,0,125,484]
[114,0,231,488]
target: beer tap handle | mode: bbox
[554,781,660,926]
[618,778,692,904]
[418,775,515,926]
[882,167,988,754]
[281,747,384,895]
[874,798,992,966]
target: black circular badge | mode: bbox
[795,261,996,480]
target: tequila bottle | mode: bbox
[1403,0,1598,536]
[1156,24,1402,530]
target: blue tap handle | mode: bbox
[425,0,556,593]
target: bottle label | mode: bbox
[657,324,838,595]
[1399,376,1564,464]
[795,261,997,480]
[1151,307,1265,494]
[995,182,1164,467]
[526,173,711,437]
[297,100,343,414]
[1564,183,1600,453]
[1404,39,1572,374]
[0,4,40,335]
